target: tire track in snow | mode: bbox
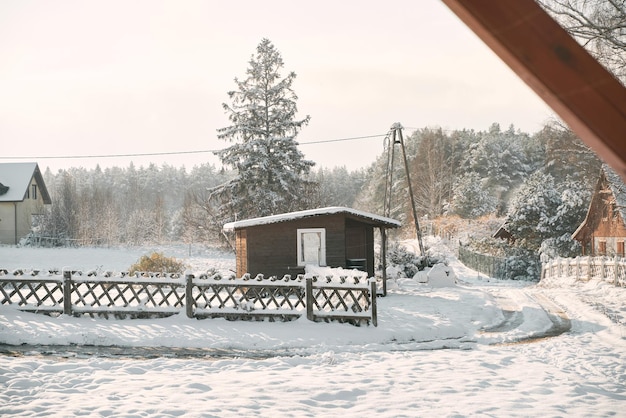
[482,288,571,344]
[481,293,524,332]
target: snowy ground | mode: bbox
[1,243,625,417]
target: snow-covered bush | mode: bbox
[503,247,541,281]
[539,233,582,261]
[386,243,422,277]
[386,241,446,278]
[129,252,186,275]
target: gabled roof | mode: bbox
[493,222,514,242]
[602,164,626,221]
[572,164,626,240]
[223,206,401,231]
[0,162,51,204]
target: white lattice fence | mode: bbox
[542,256,626,287]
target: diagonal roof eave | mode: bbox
[602,164,626,222]
[0,162,51,204]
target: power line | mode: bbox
[0,133,388,161]
[299,133,387,145]
[0,149,219,160]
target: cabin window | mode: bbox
[618,241,625,258]
[598,240,607,255]
[297,228,326,267]
[31,184,37,200]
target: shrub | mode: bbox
[128,252,186,275]
[386,242,445,277]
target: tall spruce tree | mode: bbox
[214,38,314,220]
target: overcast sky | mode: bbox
[0,0,554,173]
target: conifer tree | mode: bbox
[214,38,314,219]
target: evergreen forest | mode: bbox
[36,120,602,270]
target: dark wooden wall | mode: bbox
[234,214,377,278]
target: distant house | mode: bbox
[493,222,515,244]
[223,207,401,279]
[572,165,626,256]
[0,163,51,245]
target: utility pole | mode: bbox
[383,123,425,257]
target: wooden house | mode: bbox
[493,222,515,244]
[572,165,626,256]
[223,207,400,278]
[0,162,51,245]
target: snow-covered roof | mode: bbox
[223,206,401,231]
[0,162,51,204]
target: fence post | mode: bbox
[305,277,314,322]
[63,270,72,316]
[600,257,606,281]
[185,274,194,319]
[615,256,620,286]
[370,279,378,327]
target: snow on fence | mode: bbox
[0,270,377,326]
[541,256,626,287]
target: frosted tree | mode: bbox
[214,38,314,220]
[462,123,541,209]
[506,171,588,257]
[409,128,455,219]
[310,166,366,208]
[535,121,601,188]
[539,177,590,259]
[449,172,497,218]
[506,171,561,251]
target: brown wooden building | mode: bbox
[573,165,626,256]
[223,207,400,278]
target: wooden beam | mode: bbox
[441,0,626,180]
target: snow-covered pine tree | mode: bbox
[214,38,314,220]
[506,171,561,251]
[461,123,541,211]
[449,172,497,218]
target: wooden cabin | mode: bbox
[572,165,626,256]
[223,207,400,278]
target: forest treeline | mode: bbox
[38,160,367,247]
[38,120,601,254]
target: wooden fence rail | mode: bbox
[0,270,377,326]
[541,256,626,287]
